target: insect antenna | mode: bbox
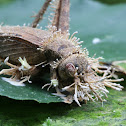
[31,0,52,28]
[50,0,70,34]
[51,0,61,29]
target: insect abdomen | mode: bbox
[44,38,78,61]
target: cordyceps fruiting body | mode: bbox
[0,25,124,106]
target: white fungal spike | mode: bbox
[51,79,58,87]
[77,41,84,44]
[59,62,124,106]
[74,84,81,107]
[0,57,35,85]
[42,79,59,91]
[2,77,25,87]
[18,57,32,70]
[35,61,46,67]
[70,31,78,39]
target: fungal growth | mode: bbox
[42,27,124,106]
[0,0,124,106]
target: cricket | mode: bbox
[0,0,124,106]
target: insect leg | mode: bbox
[51,0,70,34]
[31,0,52,28]
[58,0,70,34]
[51,0,61,29]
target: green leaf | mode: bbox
[0,76,62,103]
[0,88,125,126]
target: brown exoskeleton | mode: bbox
[0,0,124,106]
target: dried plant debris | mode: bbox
[112,60,126,74]
[0,25,124,106]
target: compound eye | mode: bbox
[66,63,76,77]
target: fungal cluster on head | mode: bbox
[55,52,124,106]
[57,54,90,80]
[39,26,124,106]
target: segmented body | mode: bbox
[0,26,82,88]
[0,25,123,106]
[0,26,77,64]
